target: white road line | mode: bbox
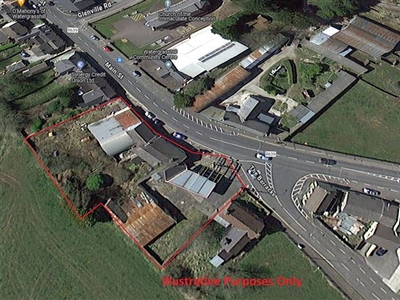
[136,87,141,92]
[392,189,399,192]
[275,196,283,207]
[365,183,371,186]
[316,240,321,244]
[144,94,149,99]
[306,160,315,164]
[351,259,356,264]
[370,277,376,284]
[371,293,380,300]
[282,207,307,232]
[195,131,203,135]
[288,157,298,160]
[359,267,365,274]
[377,186,384,189]
[162,109,168,115]
[330,240,336,245]
[172,117,178,122]
[98,54,102,57]
[91,48,95,52]
[356,279,365,287]
[326,249,335,257]
[183,124,190,129]
[339,248,346,254]
[341,263,349,271]
[77,36,82,40]
[351,180,358,183]
[380,288,387,294]
[128,80,133,85]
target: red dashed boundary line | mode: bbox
[23,97,247,270]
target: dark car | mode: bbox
[376,247,388,256]
[153,118,163,126]
[362,188,380,196]
[48,1,55,6]
[319,158,337,165]
[172,132,186,140]
[103,46,113,53]
[132,70,141,77]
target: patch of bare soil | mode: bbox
[0,173,20,187]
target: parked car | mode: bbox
[153,118,163,126]
[48,1,55,6]
[20,51,30,58]
[255,152,272,161]
[144,111,155,120]
[376,247,388,256]
[362,187,380,196]
[296,243,305,250]
[172,132,186,140]
[132,70,141,77]
[102,46,113,52]
[319,158,337,165]
[247,168,260,180]
[90,35,100,41]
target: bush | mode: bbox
[86,174,103,191]
[59,96,72,109]
[174,93,193,108]
[31,117,45,132]
[47,100,63,114]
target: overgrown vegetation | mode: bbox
[173,76,214,108]
[309,0,359,20]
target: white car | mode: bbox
[247,168,260,180]
[144,111,155,120]
[255,152,272,161]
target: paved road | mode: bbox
[42,4,400,299]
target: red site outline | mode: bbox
[24,97,247,270]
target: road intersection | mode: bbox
[41,4,400,299]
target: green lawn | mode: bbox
[0,133,182,300]
[361,61,400,96]
[293,80,400,162]
[113,39,159,57]
[0,42,16,52]
[91,0,155,39]
[0,53,21,71]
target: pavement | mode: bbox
[40,3,400,299]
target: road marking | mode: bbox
[359,267,365,274]
[351,259,356,264]
[316,239,321,244]
[282,207,307,232]
[351,180,358,183]
[195,131,203,136]
[172,117,178,122]
[127,80,133,85]
[77,36,82,40]
[275,196,283,206]
[98,54,102,58]
[339,248,346,254]
[326,249,335,257]
[136,87,141,92]
[380,288,387,294]
[370,277,376,284]
[365,183,371,186]
[377,186,384,189]
[144,94,150,99]
[288,157,298,160]
[153,102,158,107]
[183,124,189,129]
[392,189,399,192]
[371,293,380,300]
[330,240,336,245]
[306,160,315,164]
[91,48,95,52]
[341,263,349,271]
[357,279,365,287]
[162,109,168,115]
[209,137,259,152]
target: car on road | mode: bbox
[48,1,55,6]
[255,152,272,161]
[90,35,100,41]
[296,243,305,250]
[144,111,155,120]
[319,158,337,165]
[376,247,388,256]
[362,187,380,196]
[247,168,260,180]
[132,70,141,78]
[102,46,113,52]
[153,118,163,126]
[172,132,186,140]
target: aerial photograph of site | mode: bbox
[1,0,400,299]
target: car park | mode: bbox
[376,247,388,256]
[255,152,272,161]
[144,111,155,120]
[90,35,100,41]
[103,46,113,52]
[172,132,186,140]
[132,70,141,77]
[362,187,380,196]
[319,158,337,165]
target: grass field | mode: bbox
[91,0,155,38]
[167,230,343,300]
[293,80,400,162]
[113,39,159,58]
[0,133,181,300]
[361,61,400,96]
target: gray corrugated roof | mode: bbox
[88,117,135,156]
[168,169,216,198]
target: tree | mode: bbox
[301,63,323,82]
[317,0,358,20]
[86,174,103,191]
[31,117,44,132]
[173,93,192,108]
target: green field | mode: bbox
[91,0,155,39]
[361,62,400,96]
[168,229,343,299]
[113,39,159,58]
[0,133,181,300]
[293,80,400,162]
